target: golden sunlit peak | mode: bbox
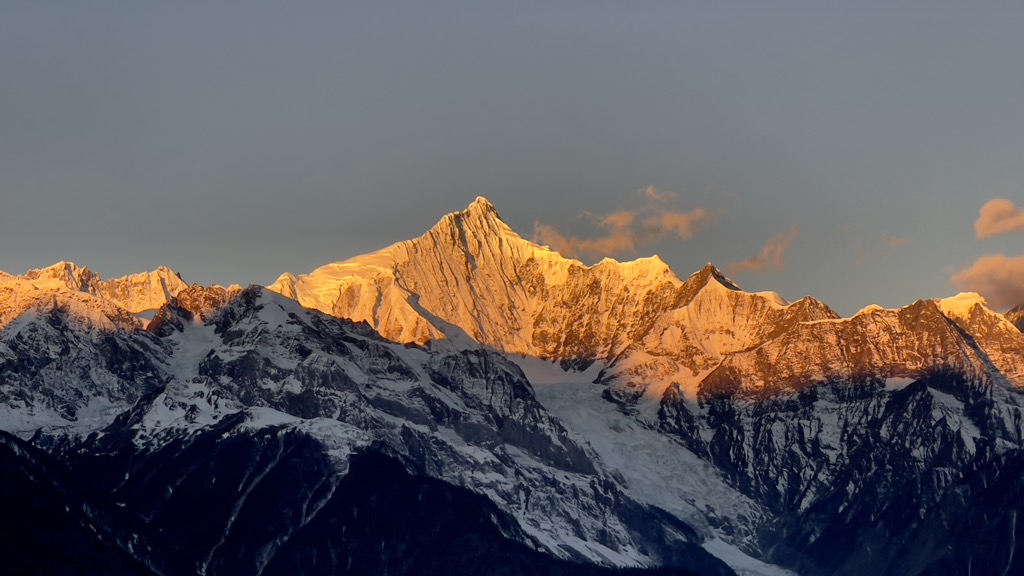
[936,292,988,320]
[695,262,738,286]
[436,196,504,229]
[468,196,497,213]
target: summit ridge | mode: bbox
[19,261,189,314]
[269,197,1024,397]
[269,197,691,360]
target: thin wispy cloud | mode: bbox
[642,185,675,203]
[975,198,1024,239]
[882,233,909,249]
[950,254,1024,310]
[727,226,799,276]
[532,186,714,259]
[852,240,868,267]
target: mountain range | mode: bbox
[3,197,1024,575]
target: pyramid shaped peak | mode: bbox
[677,262,743,306]
[468,196,497,213]
[461,196,507,226]
[427,196,519,242]
[434,197,504,226]
[693,262,742,291]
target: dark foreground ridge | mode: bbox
[3,424,722,576]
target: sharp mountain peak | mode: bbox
[22,261,185,287]
[425,198,688,276]
[689,262,742,292]
[467,195,499,215]
[426,195,521,245]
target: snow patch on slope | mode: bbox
[515,356,786,575]
[702,538,797,576]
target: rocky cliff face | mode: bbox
[0,264,233,436]
[269,198,1024,575]
[0,270,730,575]
[0,279,165,434]
[658,368,1024,575]
[6,198,1024,575]
[1002,302,1024,335]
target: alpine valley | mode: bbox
[3,198,1024,576]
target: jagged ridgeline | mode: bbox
[3,198,1024,575]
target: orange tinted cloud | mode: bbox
[532,208,634,255]
[532,187,714,259]
[600,210,636,231]
[975,198,1024,239]
[727,226,799,275]
[643,208,713,241]
[950,254,1024,310]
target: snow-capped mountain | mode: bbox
[270,197,688,364]
[5,197,1024,575]
[19,261,191,315]
[0,267,731,575]
[267,198,1024,575]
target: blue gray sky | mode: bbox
[3,3,1024,315]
